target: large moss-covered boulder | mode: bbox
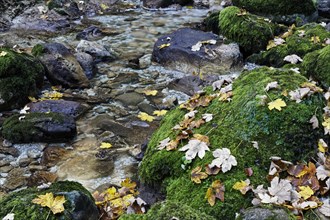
[232,0,316,16]
[0,48,45,111]
[247,23,330,67]
[0,181,99,220]
[139,67,325,218]
[2,112,76,143]
[219,6,281,55]
[302,45,330,88]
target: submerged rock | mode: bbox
[318,0,330,18]
[76,40,117,63]
[152,28,243,75]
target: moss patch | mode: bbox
[139,67,326,218]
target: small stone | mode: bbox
[0,160,10,167]
[28,165,47,172]
[0,165,14,173]
[18,157,33,167]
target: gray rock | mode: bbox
[74,52,95,79]
[152,28,243,75]
[241,207,291,220]
[143,0,192,8]
[318,0,330,18]
[116,92,145,106]
[76,40,117,62]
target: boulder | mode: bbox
[46,0,81,19]
[2,112,76,143]
[139,67,326,218]
[0,48,45,111]
[0,181,99,220]
[318,0,330,18]
[32,43,90,88]
[76,40,117,63]
[240,207,291,220]
[74,52,95,79]
[142,0,192,8]
[152,28,243,75]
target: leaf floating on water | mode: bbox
[158,43,170,49]
[268,98,286,111]
[32,192,66,214]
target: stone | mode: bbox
[28,165,47,172]
[18,157,33,167]
[142,0,193,8]
[76,40,117,63]
[139,54,152,69]
[0,146,19,157]
[32,43,90,88]
[116,92,145,106]
[27,171,58,187]
[0,165,13,173]
[41,146,68,167]
[74,52,95,79]
[3,167,29,191]
[241,207,290,220]
[46,0,81,19]
[152,28,243,74]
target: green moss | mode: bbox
[2,112,67,143]
[0,181,94,220]
[302,45,330,88]
[203,11,220,34]
[31,44,45,57]
[139,67,326,218]
[0,48,45,110]
[247,23,330,67]
[219,6,280,55]
[232,0,316,15]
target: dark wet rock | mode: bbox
[0,0,39,21]
[76,40,117,62]
[142,0,192,8]
[116,92,145,106]
[138,102,156,115]
[74,52,95,79]
[41,145,68,167]
[109,72,140,89]
[27,100,89,119]
[0,146,19,157]
[46,0,81,19]
[194,0,211,8]
[152,28,243,75]
[0,48,45,111]
[27,170,58,187]
[0,17,10,32]
[3,167,29,191]
[0,181,99,220]
[241,207,290,220]
[75,25,122,41]
[318,0,330,18]
[32,43,90,88]
[2,112,77,143]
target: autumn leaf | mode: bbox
[179,139,210,160]
[209,148,237,173]
[233,179,252,195]
[157,137,171,150]
[283,54,303,64]
[143,90,158,96]
[267,176,293,204]
[318,198,330,217]
[310,36,320,44]
[205,164,221,175]
[32,192,66,214]
[318,139,328,153]
[309,115,319,129]
[0,51,8,57]
[205,180,225,206]
[192,134,209,144]
[322,117,330,135]
[100,3,109,10]
[202,113,213,122]
[265,81,279,91]
[251,141,259,150]
[268,98,286,111]
[138,112,155,122]
[92,191,106,205]
[121,178,137,190]
[245,167,254,177]
[298,186,314,200]
[100,142,112,149]
[2,213,14,220]
[191,166,208,184]
[158,43,170,49]
[153,110,167,116]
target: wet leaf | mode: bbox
[309,115,319,129]
[191,166,208,184]
[100,142,112,149]
[205,180,225,206]
[143,90,158,96]
[32,192,66,214]
[138,112,155,122]
[298,186,314,200]
[268,98,286,111]
[179,139,210,160]
[153,110,167,116]
[158,43,170,49]
[92,191,106,205]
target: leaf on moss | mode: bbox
[153,110,167,116]
[289,88,310,103]
[245,167,254,177]
[233,179,252,195]
[310,36,320,44]
[143,90,158,96]
[202,113,213,122]
[2,213,14,220]
[267,176,293,204]
[191,166,208,184]
[280,24,295,39]
[157,137,171,150]
[138,112,155,122]
[0,51,8,57]
[318,139,328,153]
[251,141,259,149]
[283,54,303,64]
[179,139,210,160]
[192,134,209,145]
[265,81,279,91]
[209,148,237,173]
[205,164,221,175]
[298,186,314,200]
[121,178,137,191]
[268,98,286,111]
[100,142,112,149]
[32,192,66,214]
[322,117,330,135]
[309,115,319,129]
[205,180,225,206]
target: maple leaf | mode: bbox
[209,148,237,173]
[184,110,198,119]
[121,178,137,191]
[289,88,310,103]
[32,192,66,214]
[318,139,328,153]
[268,98,286,111]
[316,164,330,181]
[0,51,8,57]
[309,115,319,129]
[179,139,210,160]
[298,185,314,200]
[105,187,120,200]
[157,137,171,150]
[205,180,225,206]
[233,179,252,195]
[2,213,14,220]
[258,192,278,204]
[267,176,292,204]
[143,90,158,96]
[205,164,221,175]
[318,198,330,217]
[283,54,303,64]
[202,113,213,122]
[153,110,167,116]
[265,81,279,91]
[100,142,112,149]
[322,117,330,135]
[191,166,208,184]
[138,112,155,122]
[292,201,318,210]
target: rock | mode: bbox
[247,23,330,67]
[139,67,326,218]
[138,102,156,115]
[2,112,77,143]
[139,54,152,69]
[0,181,99,220]
[46,0,81,19]
[41,146,68,167]
[3,167,29,191]
[27,171,58,187]
[0,165,13,173]
[116,92,145,106]
[219,6,282,55]
[152,28,243,74]
[76,40,117,63]
[74,52,95,79]
[142,0,192,8]
[232,0,316,15]
[32,43,89,88]
[27,100,88,119]
[302,45,330,88]
[75,26,121,41]
[0,0,39,20]
[0,146,19,157]
[241,207,291,220]
[0,48,45,111]
[319,0,330,18]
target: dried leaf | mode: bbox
[283,54,303,64]
[0,51,8,57]
[100,142,112,149]
[298,185,314,200]
[267,176,292,204]
[191,166,208,184]
[205,164,221,175]
[309,115,319,129]
[322,117,330,135]
[32,192,66,214]
[318,139,328,153]
[209,148,237,173]
[138,112,155,122]
[251,141,259,150]
[318,198,330,217]
[265,81,279,91]
[202,113,213,122]
[179,139,210,160]
[157,137,171,150]
[205,180,225,206]
[143,90,158,96]
[268,99,286,111]
[153,110,167,116]
[310,36,320,44]
[121,178,137,190]
[245,167,254,177]
[2,213,14,220]
[233,179,252,195]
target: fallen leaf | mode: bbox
[258,192,278,204]
[184,110,198,119]
[209,148,237,173]
[191,166,208,184]
[100,3,109,10]
[267,176,292,204]
[138,112,155,122]
[202,113,213,122]
[233,179,252,195]
[298,185,314,200]
[158,43,170,49]
[2,213,14,220]
[268,98,286,111]
[100,142,112,149]
[322,117,330,135]
[309,115,319,129]
[157,137,171,150]
[251,141,259,150]
[32,192,66,214]
[318,198,330,217]
[245,167,253,177]
[292,201,318,210]
[316,165,330,181]
[179,139,210,160]
[205,180,225,206]
[0,51,8,57]
[205,164,221,175]
[318,139,328,153]
[280,24,295,39]
[143,90,158,96]
[310,36,320,44]
[283,54,303,64]
[192,134,209,144]
[153,110,167,116]
[289,88,310,103]
[265,81,279,92]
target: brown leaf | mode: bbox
[205,180,225,206]
[309,115,319,129]
[192,134,209,145]
[245,167,253,177]
[205,164,221,175]
[191,166,208,184]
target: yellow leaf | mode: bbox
[266,40,276,50]
[28,96,38,102]
[153,110,167,116]
[0,51,8,57]
[158,43,170,49]
[121,178,137,190]
[100,3,109,10]
[138,112,155,122]
[318,139,328,153]
[299,186,314,200]
[232,180,247,191]
[105,187,120,200]
[32,192,66,214]
[268,98,286,111]
[310,36,320,44]
[191,166,208,184]
[143,90,158,96]
[100,142,112,149]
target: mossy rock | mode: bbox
[0,181,99,220]
[119,200,216,220]
[302,45,330,88]
[232,0,316,16]
[203,11,220,34]
[247,23,330,67]
[0,48,45,111]
[2,112,76,143]
[139,67,326,218]
[219,6,281,55]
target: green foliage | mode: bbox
[203,11,220,34]
[219,6,279,55]
[231,0,316,15]
[31,44,45,57]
